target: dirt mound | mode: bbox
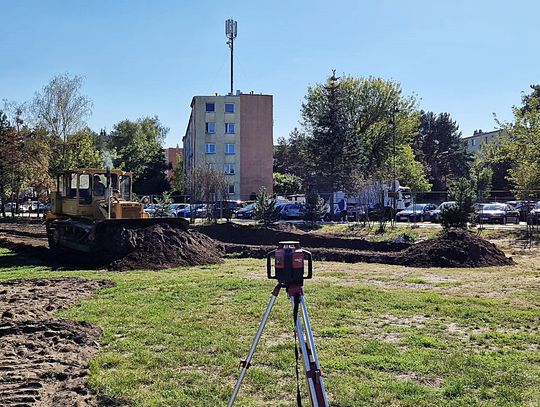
[197,222,409,252]
[101,223,224,271]
[223,230,514,268]
[0,278,113,406]
[396,230,515,268]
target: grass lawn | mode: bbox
[1,247,540,406]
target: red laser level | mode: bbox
[229,241,328,407]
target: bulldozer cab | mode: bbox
[49,168,143,220]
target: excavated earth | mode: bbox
[0,220,224,271]
[0,219,514,269]
[197,223,514,268]
[0,278,113,406]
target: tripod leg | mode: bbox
[299,295,329,407]
[229,284,282,406]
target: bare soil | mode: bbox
[198,223,514,268]
[0,219,224,271]
[0,219,514,269]
[0,278,113,406]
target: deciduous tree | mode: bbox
[31,74,92,171]
[107,117,169,195]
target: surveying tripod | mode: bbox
[229,242,328,407]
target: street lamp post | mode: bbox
[391,105,399,227]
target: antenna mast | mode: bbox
[225,18,237,95]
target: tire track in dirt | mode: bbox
[0,278,113,406]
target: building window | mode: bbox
[224,163,235,174]
[485,136,488,143]
[471,139,476,146]
[224,143,235,154]
[225,103,235,113]
[225,123,235,134]
[206,122,216,133]
[205,102,215,112]
[205,143,216,154]
[228,184,235,194]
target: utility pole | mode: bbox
[391,105,399,227]
[225,19,237,95]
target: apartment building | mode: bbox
[462,129,507,154]
[182,92,273,201]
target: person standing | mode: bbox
[338,196,348,222]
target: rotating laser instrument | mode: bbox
[229,241,328,406]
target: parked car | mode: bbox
[195,204,209,218]
[527,201,540,225]
[476,203,520,224]
[211,201,244,218]
[428,201,456,223]
[395,203,437,222]
[169,203,190,217]
[279,203,306,220]
[236,203,256,219]
[507,200,536,222]
[175,204,205,218]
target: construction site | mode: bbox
[1,206,539,405]
[2,3,540,406]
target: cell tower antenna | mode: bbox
[225,18,237,95]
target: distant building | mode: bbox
[462,129,507,154]
[182,92,273,200]
[165,146,183,188]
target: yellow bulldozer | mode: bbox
[45,168,188,253]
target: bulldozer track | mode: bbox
[0,278,113,406]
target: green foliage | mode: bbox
[415,111,472,190]
[439,178,476,229]
[394,145,431,192]
[172,154,184,194]
[153,191,173,217]
[107,117,169,195]
[300,73,427,194]
[273,129,311,182]
[304,189,325,221]
[63,128,102,170]
[273,172,303,195]
[253,186,278,225]
[479,85,540,196]
[0,112,53,216]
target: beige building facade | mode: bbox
[462,129,507,154]
[183,93,273,201]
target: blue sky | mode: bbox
[1,0,539,147]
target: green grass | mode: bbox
[1,247,540,406]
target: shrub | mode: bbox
[253,187,279,225]
[439,178,475,229]
[304,189,325,221]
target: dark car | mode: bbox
[236,203,256,219]
[507,201,536,222]
[211,201,244,218]
[395,203,437,222]
[527,201,540,225]
[428,201,456,223]
[176,204,205,218]
[476,203,520,224]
